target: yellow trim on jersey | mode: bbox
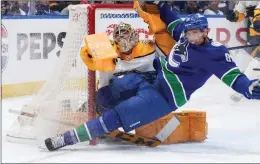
[254,9,260,17]
[249,27,260,36]
[120,41,155,61]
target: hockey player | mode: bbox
[225,1,260,101]
[44,2,260,151]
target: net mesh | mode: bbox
[6,4,95,145]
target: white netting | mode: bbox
[6,4,95,145]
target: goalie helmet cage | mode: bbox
[6,3,133,146]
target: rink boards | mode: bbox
[1,7,248,98]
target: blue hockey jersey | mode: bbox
[153,3,252,109]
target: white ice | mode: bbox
[2,76,260,163]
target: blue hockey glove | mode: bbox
[245,80,260,100]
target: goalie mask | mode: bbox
[113,22,139,53]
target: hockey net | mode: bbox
[6,3,149,146]
[6,4,96,145]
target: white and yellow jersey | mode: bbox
[233,1,260,36]
[98,40,157,88]
[115,40,156,73]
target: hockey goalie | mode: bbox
[44,1,260,151]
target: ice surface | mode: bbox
[2,76,260,163]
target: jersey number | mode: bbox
[225,53,233,62]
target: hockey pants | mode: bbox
[97,72,173,132]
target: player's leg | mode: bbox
[96,86,117,114]
[45,80,173,151]
[96,72,153,114]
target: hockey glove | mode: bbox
[80,33,118,72]
[245,80,260,100]
[225,10,238,22]
[253,9,260,33]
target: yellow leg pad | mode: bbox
[134,0,166,34]
[144,4,160,14]
[135,110,207,144]
[155,31,176,56]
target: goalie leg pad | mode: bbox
[114,81,174,132]
[134,0,166,34]
[155,31,176,56]
[135,111,207,144]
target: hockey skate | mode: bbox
[45,135,66,151]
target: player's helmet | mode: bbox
[183,14,208,32]
[113,22,139,53]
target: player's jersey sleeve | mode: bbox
[158,2,184,41]
[199,42,251,95]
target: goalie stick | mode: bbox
[8,108,177,147]
[227,44,260,51]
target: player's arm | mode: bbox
[201,43,260,100]
[156,2,184,41]
[225,1,246,23]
